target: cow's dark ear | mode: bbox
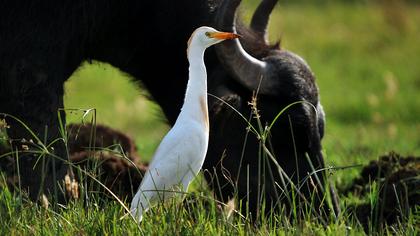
[209,94,242,132]
[209,94,242,118]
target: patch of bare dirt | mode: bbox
[344,151,420,229]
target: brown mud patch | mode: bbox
[343,151,419,230]
[0,123,148,201]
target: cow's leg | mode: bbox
[0,61,69,202]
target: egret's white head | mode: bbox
[187,26,240,50]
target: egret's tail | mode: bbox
[131,191,148,223]
[130,204,144,223]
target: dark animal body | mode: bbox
[0,0,338,219]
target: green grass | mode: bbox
[1,1,420,235]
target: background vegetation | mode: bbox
[1,0,419,235]
[66,0,420,178]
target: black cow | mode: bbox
[0,0,338,220]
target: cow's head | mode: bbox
[204,0,328,218]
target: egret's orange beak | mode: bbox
[209,32,240,40]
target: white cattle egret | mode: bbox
[130,26,239,223]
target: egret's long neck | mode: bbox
[178,42,209,130]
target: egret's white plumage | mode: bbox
[130,26,239,223]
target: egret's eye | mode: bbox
[205,32,211,37]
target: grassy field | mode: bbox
[1,1,420,235]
